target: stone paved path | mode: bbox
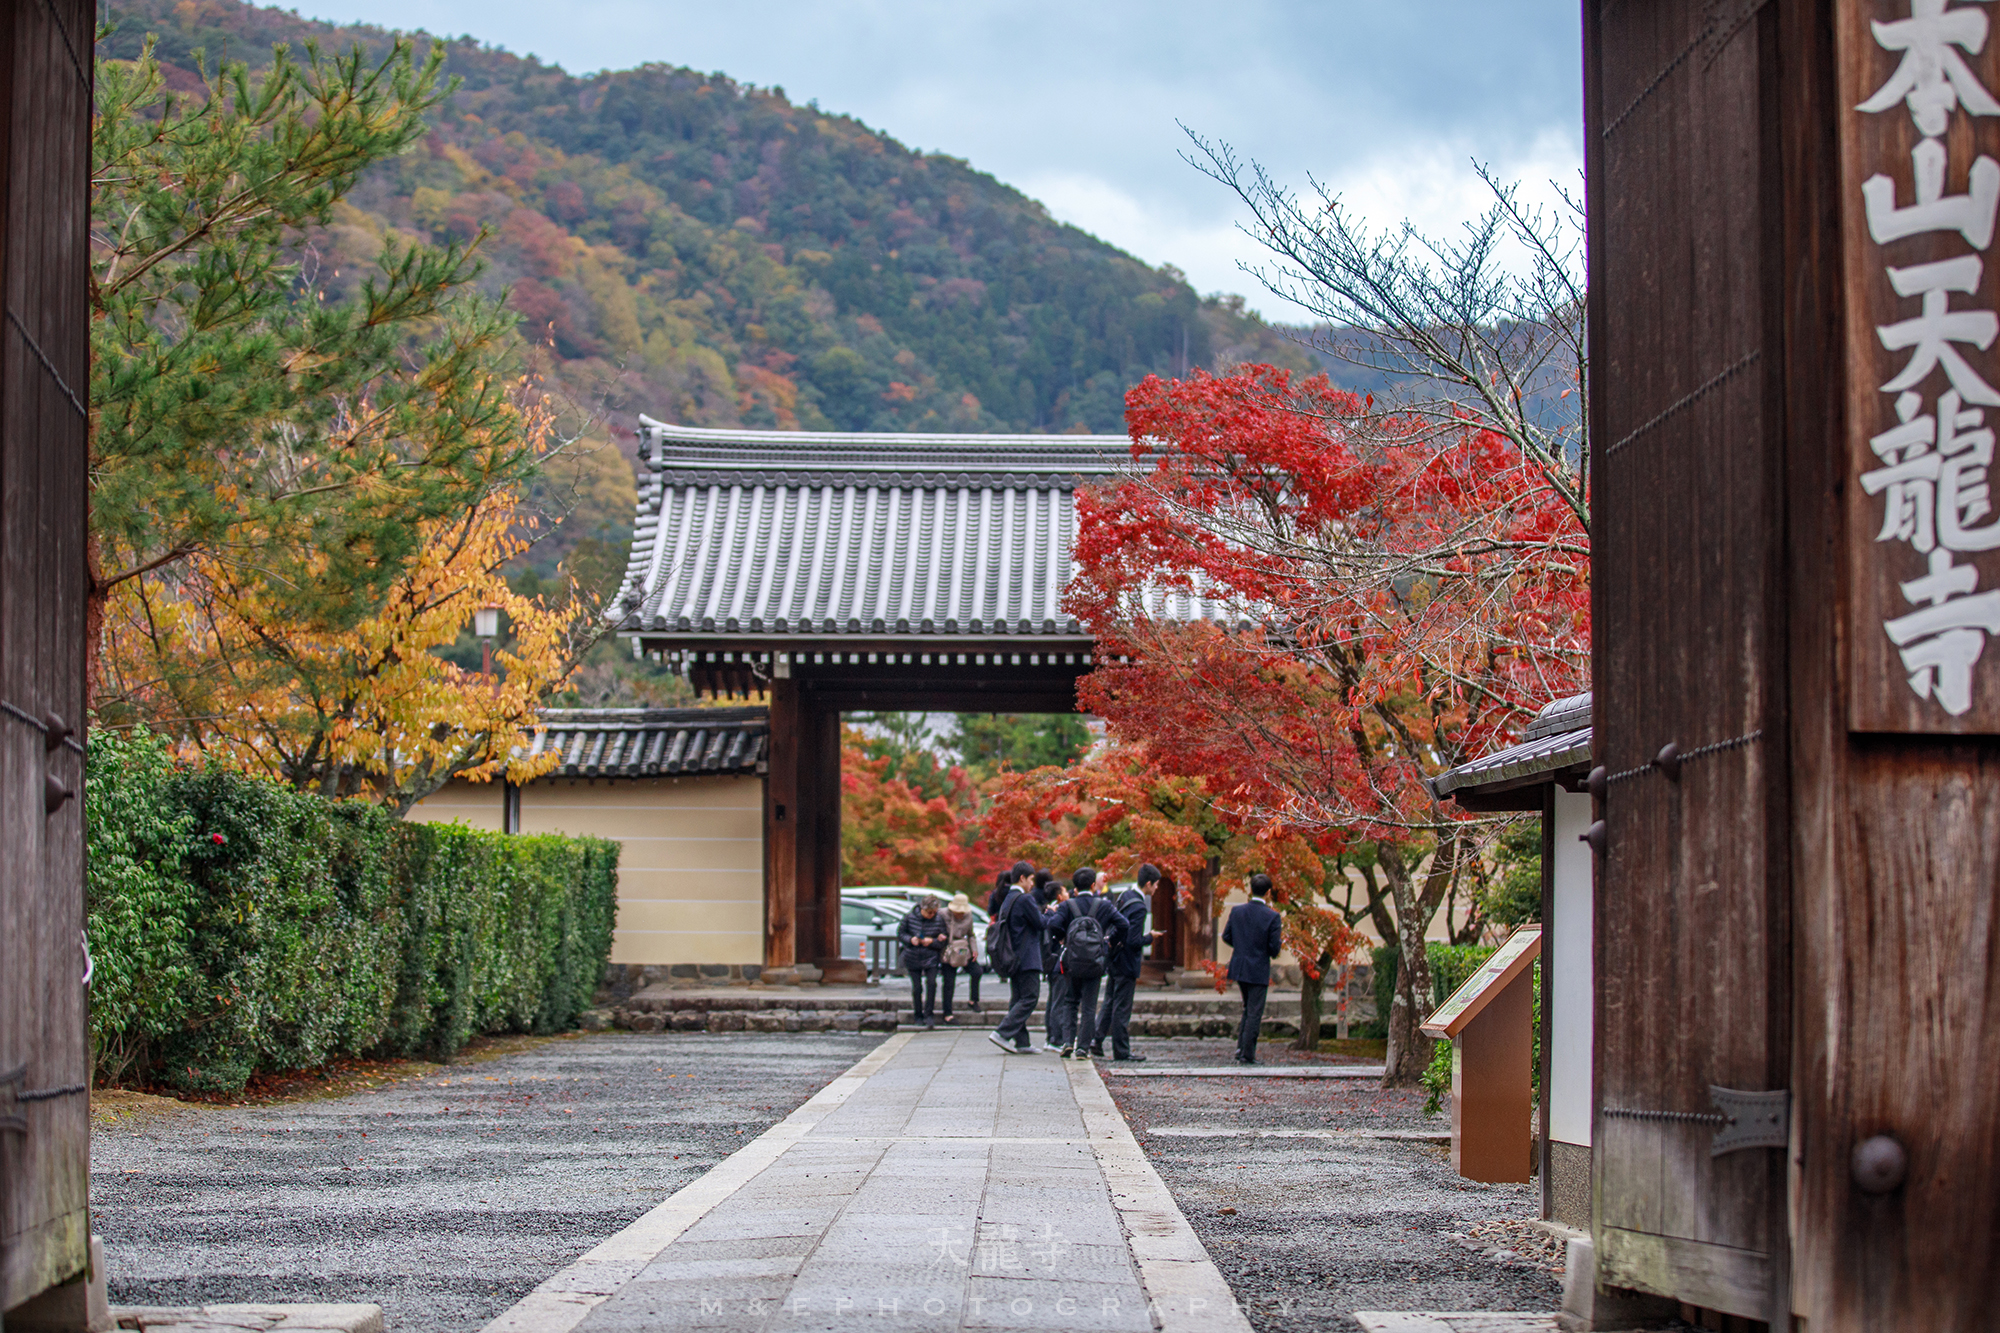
[486,1032,1248,1333]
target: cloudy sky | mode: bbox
[312,1,1584,317]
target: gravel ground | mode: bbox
[90,1031,880,1333]
[1109,1037,1566,1333]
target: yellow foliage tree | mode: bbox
[97,479,592,812]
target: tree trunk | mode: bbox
[1381,844,1438,1088]
[1294,949,1332,1051]
[1379,833,1472,1086]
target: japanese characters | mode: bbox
[1858,0,2000,716]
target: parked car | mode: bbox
[839,887,988,979]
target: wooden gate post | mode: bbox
[0,0,95,1322]
[804,700,858,982]
[1589,0,2000,1323]
[763,676,799,970]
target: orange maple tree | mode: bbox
[838,726,1004,892]
[97,481,593,812]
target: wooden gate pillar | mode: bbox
[1,0,94,1318]
[803,701,858,981]
[764,687,857,981]
[763,677,800,969]
[1173,857,1220,979]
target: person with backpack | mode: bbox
[939,892,982,1021]
[897,894,949,1029]
[987,869,1047,1054]
[1037,873,1072,1051]
[1043,867,1127,1059]
[982,864,1034,980]
[1222,874,1286,1064]
[1092,865,1160,1061]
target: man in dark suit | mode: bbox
[987,871,1046,1054]
[1093,864,1160,1061]
[1221,874,1284,1065]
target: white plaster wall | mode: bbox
[1550,787,1594,1147]
[407,774,766,965]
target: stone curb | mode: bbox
[109,1305,383,1333]
[1066,1057,1256,1333]
[1351,1316,1558,1332]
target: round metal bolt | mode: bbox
[1581,820,1606,855]
[1655,741,1682,780]
[1587,765,1608,802]
[1851,1134,1907,1194]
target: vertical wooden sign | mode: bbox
[1842,0,2000,731]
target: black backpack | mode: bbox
[985,891,1020,978]
[1062,902,1109,981]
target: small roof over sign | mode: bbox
[1425,692,1593,802]
[1419,925,1543,1040]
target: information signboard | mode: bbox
[1421,925,1543,1040]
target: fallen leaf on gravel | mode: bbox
[1217,1206,1237,1215]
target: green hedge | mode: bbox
[1365,941,1501,1040]
[86,728,619,1091]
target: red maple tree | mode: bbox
[838,726,1003,893]
[1067,364,1588,1083]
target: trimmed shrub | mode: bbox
[86,729,618,1091]
[1365,941,1500,1041]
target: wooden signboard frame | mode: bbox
[1423,926,1541,1184]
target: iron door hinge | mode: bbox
[1710,1086,1790,1154]
[1602,1085,1791,1156]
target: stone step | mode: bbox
[614,986,1303,1018]
[611,1003,1301,1038]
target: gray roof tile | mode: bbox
[527,707,767,778]
[1427,692,1594,799]
[613,418,1233,641]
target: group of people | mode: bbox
[894,861,1287,1063]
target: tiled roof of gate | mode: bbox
[527,707,767,778]
[612,418,1229,640]
[1425,692,1594,799]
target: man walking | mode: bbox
[1093,865,1159,1061]
[988,872,1046,1054]
[1221,874,1284,1065]
[1044,868,1126,1059]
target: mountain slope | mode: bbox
[98,0,1316,622]
[102,1,1311,439]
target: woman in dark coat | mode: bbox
[897,895,949,1028]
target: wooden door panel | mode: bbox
[0,0,92,1311]
[1586,0,1791,1318]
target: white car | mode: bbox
[840,887,989,977]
